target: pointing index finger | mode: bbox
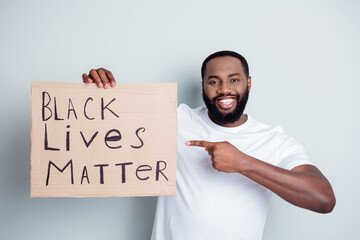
[186,140,214,148]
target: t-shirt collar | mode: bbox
[201,108,252,133]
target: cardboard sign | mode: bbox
[31,82,177,197]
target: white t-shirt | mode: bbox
[151,104,313,240]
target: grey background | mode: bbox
[0,0,359,239]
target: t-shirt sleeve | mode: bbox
[276,127,313,170]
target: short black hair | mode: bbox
[201,50,249,80]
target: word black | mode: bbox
[42,91,119,121]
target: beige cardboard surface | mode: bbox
[31,82,177,197]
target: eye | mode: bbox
[230,78,240,83]
[208,80,219,85]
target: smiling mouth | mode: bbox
[215,96,237,110]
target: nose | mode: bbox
[218,82,232,95]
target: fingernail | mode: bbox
[185,141,190,146]
[104,83,109,89]
[111,82,116,87]
[98,83,103,88]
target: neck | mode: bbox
[208,112,248,128]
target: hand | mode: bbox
[186,140,249,173]
[82,68,116,89]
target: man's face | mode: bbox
[202,56,251,126]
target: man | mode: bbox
[82,51,335,240]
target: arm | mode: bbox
[186,140,336,213]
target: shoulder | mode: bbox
[249,118,312,169]
[246,117,297,145]
[246,116,283,135]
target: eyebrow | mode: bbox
[207,72,241,80]
[228,73,241,77]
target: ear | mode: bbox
[247,76,252,91]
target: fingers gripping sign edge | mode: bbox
[97,68,110,89]
[105,70,116,87]
[82,73,93,83]
[82,68,116,88]
[89,69,103,88]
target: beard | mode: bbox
[202,87,249,125]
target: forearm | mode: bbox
[186,140,335,213]
[239,155,336,213]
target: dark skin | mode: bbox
[82,57,336,213]
[82,68,116,88]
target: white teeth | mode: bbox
[219,99,234,104]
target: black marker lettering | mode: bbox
[136,165,152,181]
[66,125,70,151]
[131,127,145,149]
[42,91,52,121]
[104,129,122,149]
[80,131,99,148]
[101,97,119,120]
[44,124,60,151]
[84,97,95,120]
[67,98,78,120]
[94,164,109,184]
[54,97,64,120]
[156,161,168,181]
[115,162,133,183]
[46,159,74,186]
[81,166,90,184]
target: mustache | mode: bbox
[212,93,240,102]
